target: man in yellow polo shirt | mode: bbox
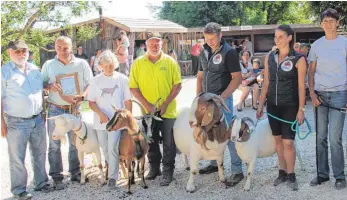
[129,33,182,186]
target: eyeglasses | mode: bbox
[14,49,28,55]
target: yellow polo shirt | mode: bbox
[129,53,181,118]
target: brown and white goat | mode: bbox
[106,109,149,194]
[174,92,231,192]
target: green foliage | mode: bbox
[152,1,313,27]
[1,1,99,66]
[154,1,241,27]
[309,1,347,29]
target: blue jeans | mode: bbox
[209,95,243,174]
[315,90,347,179]
[96,130,121,180]
[5,114,48,195]
[47,104,80,181]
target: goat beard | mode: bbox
[193,126,210,150]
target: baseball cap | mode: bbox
[7,40,28,50]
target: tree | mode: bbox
[151,1,312,27]
[152,1,242,27]
[309,1,347,29]
[1,1,99,65]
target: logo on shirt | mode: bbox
[160,66,167,71]
[213,54,222,64]
[281,60,293,72]
[101,84,118,97]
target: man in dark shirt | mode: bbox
[196,22,243,186]
[74,45,88,61]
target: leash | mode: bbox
[314,106,321,185]
[263,112,313,140]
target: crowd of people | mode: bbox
[1,8,347,199]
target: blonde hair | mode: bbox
[98,50,119,69]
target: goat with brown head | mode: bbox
[230,116,255,143]
[189,92,231,150]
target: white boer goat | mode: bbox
[230,116,305,191]
[174,92,232,193]
[49,114,106,185]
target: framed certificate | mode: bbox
[56,73,81,96]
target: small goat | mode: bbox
[106,109,149,194]
[49,114,106,185]
[230,116,305,191]
[174,92,231,193]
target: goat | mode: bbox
[173,92,231,193]
[49,114,106,185]
[106,109,149,194]
[230,116,305,191]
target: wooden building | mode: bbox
[40,16,187,66]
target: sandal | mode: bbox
[252,106,258,110]
[237,105,242,112]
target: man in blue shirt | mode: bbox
[1,40,50,199]
[41,36,93,190]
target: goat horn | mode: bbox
[241,117,255,126]
[151,98,161,116]
[213,95,230,113]
[131,99,146,115]
[203,93,231,113]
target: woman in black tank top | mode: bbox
[256,25,307,191]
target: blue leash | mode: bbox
[263,112,313,140]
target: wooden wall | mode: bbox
[39,21,124,66]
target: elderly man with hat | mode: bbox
[129,33,182,186]
[1,40,50,199]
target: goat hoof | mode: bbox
[243,187,250,191]
[127,191,132,195]
[80,180,86,185]
[143,185,148,189]
[224,181,235,188]
[185,167,190,171]
[186,185,196,193]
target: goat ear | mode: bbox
[239,123,251,142]
[201,103,215,126]
[153,116,163,121]
[134,116,143,120]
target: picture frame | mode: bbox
[56,73,81,97]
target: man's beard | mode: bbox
[148,50,161,57]
[13,58,26,67]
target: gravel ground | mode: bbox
[2,77,347,200]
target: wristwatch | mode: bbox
[299,107,306,112]
[81,96,85,101]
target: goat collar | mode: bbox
[74,122,87,145]
[212,113,226,128]
[130,130,141,136]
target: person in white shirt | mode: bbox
[237,50,259,111]
[87,50,132,191]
